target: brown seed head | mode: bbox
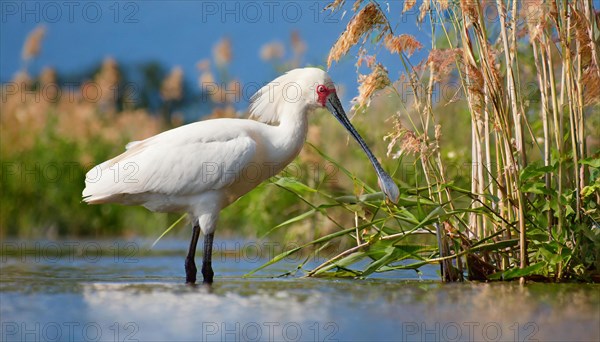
[160,66,184,101]
[419,1,430,23]
[213,38,232,67]
[260,41,285,61]
[427,48,462,83]
[354,63,390,108]
[436,0,450,11]
[94,58,120,107]
[460,0,479,24]
[582,66,600,106]
[523,0,546,42]
[384,116,422,158]
[356,48,377,68]
[435,124,442,142]
[196,59,211,72]
[12,70,31,87]
[327,3,387,68]
[403,0,416,13]
[384,34,423,57]
[199,71,215,87]
[39,67,56,86]
[22,26,46,61]
[352,0,364,12]
[572,8,593,68]
[290,31,307,56]
[325,0,346,12]
[466,62,484,114]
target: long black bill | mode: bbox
[326,94,399,203]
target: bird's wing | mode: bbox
[82,123,257,203]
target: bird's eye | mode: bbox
[317,85,327,93]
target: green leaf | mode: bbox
[579,157,600,168]
[582,180,600,198]
[414,206,446,229]
[259,209,316,239]
[312,269,361,278]
[527,232,550,242]
[565,205,575,218]
[311,250,371,277]
[481,193,500,203]
[487,262,546,280]
[335,193,386,203]
[274,177,317,194]
[519,163,554,182]
[245,220,383,276]
[151,213,187,248]
[370,241,433,260]
[336,251,369,268]
[521,182,553,195]
[361,246,397,276]
[538,242,563,264]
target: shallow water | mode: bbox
[1,239,599,342]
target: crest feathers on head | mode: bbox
[248,70,299,124]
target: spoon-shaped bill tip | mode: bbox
[377,171,399,203]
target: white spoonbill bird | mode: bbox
[82,67,399,284]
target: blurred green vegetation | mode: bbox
[0,98,169,237]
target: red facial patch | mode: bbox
[316,84,336,106]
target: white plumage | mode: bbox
[82,67,398,284]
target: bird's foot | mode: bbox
[185,257,197,284]
[201,264,214,285]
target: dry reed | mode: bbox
[327,3,387,68]
[213,37,232,67]
[260,42,285,61]
[22,25,45,61]
[354,63,391,108]
[160,67,184,101]
[323,0,600,282]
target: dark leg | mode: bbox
[185,222,200,284]
[201,232,215,284]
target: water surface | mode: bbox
[1,239,599,341]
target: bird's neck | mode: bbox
[272,105,309,162]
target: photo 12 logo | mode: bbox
[1,241,139,264]
[1,1,139,24]
[401,321,539,342]
[199,1,340,24]
[1,321,139,342]
[201,321,338,342]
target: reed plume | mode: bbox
[327,3,387,68]
[213,37,232,67]
[161,66,184,101]
[22,25,45,61]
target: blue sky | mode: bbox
[1,1,429,106]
